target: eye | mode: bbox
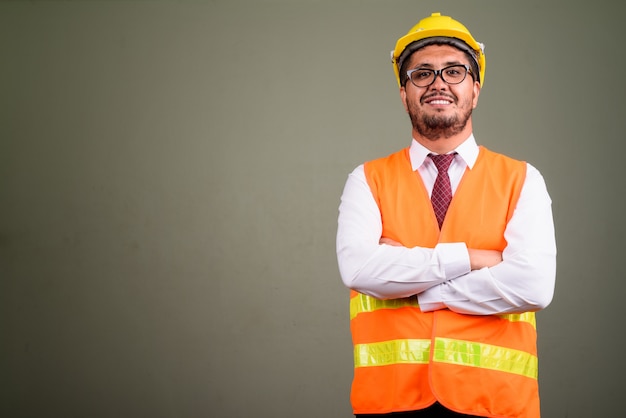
[413,69,433,80]
[443,65,467,80]
[445,68,461,76]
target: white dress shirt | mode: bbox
[336,135,556,315]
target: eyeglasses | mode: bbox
[406,64,472,88]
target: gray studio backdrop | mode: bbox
[1,1,625,417]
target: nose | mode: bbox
[429,71,448,89]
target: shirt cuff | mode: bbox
[417,286,446,312]
[418,243,470,312]
[434,242,470,279]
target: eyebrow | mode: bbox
[412,60,466,69]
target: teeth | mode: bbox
[429,100,451,105]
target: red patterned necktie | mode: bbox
[429,153,456,229]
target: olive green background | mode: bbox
[1,1,624,417]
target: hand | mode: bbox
[468,249,502,270]
[379,237,403,247]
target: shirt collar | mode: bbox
[409,134,480,171]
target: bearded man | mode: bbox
[336,12,557,418]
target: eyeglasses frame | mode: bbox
[406,64,473,88]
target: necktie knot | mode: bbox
[429,153,456,172]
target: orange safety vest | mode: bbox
[351,146,539,417]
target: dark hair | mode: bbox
[398,37,480,87]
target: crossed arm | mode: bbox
[336,164,556,315]
[380,237,503,271]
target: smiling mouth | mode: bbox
[423,94,455,106]
[427,99,453,105]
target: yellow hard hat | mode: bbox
[391,12,486,87]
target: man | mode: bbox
[336,12,556,418]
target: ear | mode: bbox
[472,81,481,109]
[400,86,409,112]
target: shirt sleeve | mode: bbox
[336,165,471,300]
[417,163,557,315]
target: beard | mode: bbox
[407,96,473,141]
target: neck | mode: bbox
[412,124,473,154]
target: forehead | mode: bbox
[406,44,470,68]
